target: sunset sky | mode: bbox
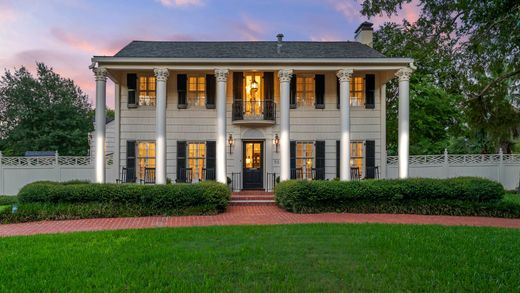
[0,0,419,108]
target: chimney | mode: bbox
[354,22,373,47]
[276,33,284,54]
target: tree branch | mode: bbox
[469,69,520,100]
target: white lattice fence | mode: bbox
[0,153,115,195]
[386,151,520,190]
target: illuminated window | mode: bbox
[187,142,206,181]
[188,76,206,107]
[244,142,262,169]
[139,76,156,106]
[296,76,315,107]
[350,141,364,177]
[296,142,314,179]
[244,73,263,118]
[137,142,155,180]
[350,77,365,106]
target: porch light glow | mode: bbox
[273,134,280,153]
[251,79,259,90]
[228,134,234,154]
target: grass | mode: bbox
[1,224,520,292]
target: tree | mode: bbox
[0,63,92,156]
[362,0,520,153]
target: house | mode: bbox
[90,22,414,190]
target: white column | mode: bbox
[94,67,107,183]
[278,69,293,181]
[215,69,229,184]
[396,67,412,179]
[380,83,387,179]
[154,68,169,184]
[337,69,353,181]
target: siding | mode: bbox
[116,70,384,181]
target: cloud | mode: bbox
[231,16,267,41]
[51,28,119,56]
[0,3,18,23]
[157,0,204,7]
[330,0,363,21]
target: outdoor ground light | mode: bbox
[273,134,280,153]
[228,134,234,154]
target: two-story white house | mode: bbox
[91,22,414,190]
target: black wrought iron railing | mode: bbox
[312,168,325,180]
[365,166,379,179]
[140,167,156,184]
[232,100,276,121]
[176,168,193,183]
[231,172,241,191]
[350,167,361,180]
[266,172,276,191]
[202,168,216,181]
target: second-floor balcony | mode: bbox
[232,100,276,125]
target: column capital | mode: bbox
[396,67,413,81]
[93,67,107,81]
[154,68,169,82]
[336,69,353,82]
[215,69,229,82]
[278,69,293,83]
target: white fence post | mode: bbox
[55,151,61,182]
[0,151,3,195]
[498,148,503,185]
[443,148,449,179]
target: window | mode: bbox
[296,76,315,107]
[188,76,206,107]
[296,142,314,179]
[139,76,156,106]
[137,142,155,180]
[187,142,206,181]
[350,77,364,106]
[350,141,364,177]
[244,73,263,117]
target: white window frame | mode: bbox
[350,141,364,177]
[296,75,315,108]
[187,141,206,181]
[187,75,206,108]
[350,76,365,107]
[137,141,156,180]
[138,75,156,106]
[296,141,315,180]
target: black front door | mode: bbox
[243,141,263,189]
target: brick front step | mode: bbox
[231,195,275,201]
[229,199,276,206]
[232,191,274,196]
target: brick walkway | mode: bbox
[1,205,520,237]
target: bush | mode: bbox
[275,177,506,215]
[0,195,18,206]
[1,181,230,223]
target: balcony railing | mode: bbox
[232,100,276,123]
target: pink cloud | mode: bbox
[232,16,266,41]
[157,0,204,7]
[51,28,119,56]
[0,2,18,23]
[329,0,363,21]
[310,33,343,41]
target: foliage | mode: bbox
[0,195,17,205]
[274,178,511,215]
[364,0,520,154]
[0,63,92,155]
[2,181,230,223]
[1,224,520,291]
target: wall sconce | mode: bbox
[273,134,280,153]
[228,134,234,154]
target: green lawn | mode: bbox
[1,224,519,292]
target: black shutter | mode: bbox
[290,141,296,179]
[290,74,297,108]
[127,73,137,108]
[233,72,243,120]
[315,74,325,109]
[264,72,274,101]
[336,77,340,109]
[176,141,187,182]
[315,141,325,180]
[365,74,375,109]
[365,140,376,179]
[336,140,340,178]
[126,140,136,182]
[205,141,216,180]
[206,74,216,109]
[177,74,187,109]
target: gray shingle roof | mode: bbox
[113,41,387,59]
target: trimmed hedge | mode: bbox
[0,181,230,223]
[275,177,512,216]
[0,195,18,206]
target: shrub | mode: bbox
[2,181,231,223]
[275,177,506,214]
[0,195,18,206]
